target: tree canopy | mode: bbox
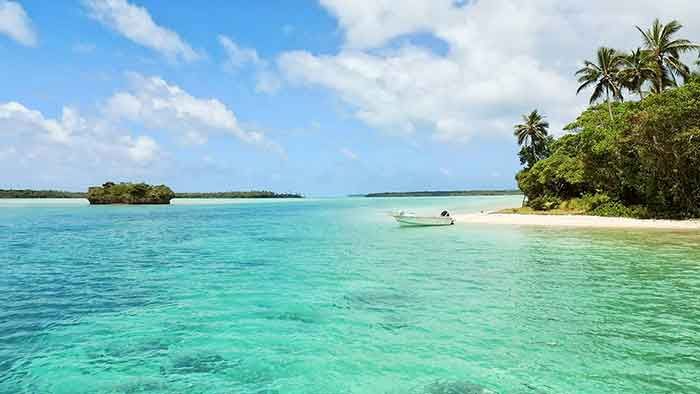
[87,182,175,205]
[516,19,700,219]
[517,76,700,219]
[513,110,552,169]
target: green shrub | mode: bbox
[589,201,649,218]
[528,196,562,211]
[580,193,612,210]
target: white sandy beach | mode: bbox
[454,213,700,230]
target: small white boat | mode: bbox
[391,210,455,226]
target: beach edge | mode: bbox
[453,212,700,230]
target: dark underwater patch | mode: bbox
[272,311,316,324]
[339,290,414,312]
[160,352,241,376]
[425,380,497,394]
[112,378,169,394]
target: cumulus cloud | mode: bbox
[279,0,700,142]
[219,34,281,94]
[122,135,158,162]
[84,0,199,62]
[0,0,37,46]
[0,72,288,187]
[104,73,284,153]
[0,102,73,143]
[0,100,160,168]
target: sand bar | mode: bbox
[454,213,700,230]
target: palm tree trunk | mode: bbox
[606,89,613,121]
[656,57,664,93]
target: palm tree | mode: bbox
[636,19,699,93]
[619,48,655,100]
[514,110,550,167]
[576,47,625,121]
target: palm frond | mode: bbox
[589,83,605,104]
[636,25,654,48]
[577,79,597,95]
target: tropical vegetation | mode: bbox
[87,182,175,205]
[0,189,86,198]
[515,19,700,219]
[513,110,554,169]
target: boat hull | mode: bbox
[392,215,455,226]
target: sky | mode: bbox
[1,0,699,196]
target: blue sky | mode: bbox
[1,1,699,195]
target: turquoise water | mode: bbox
[1,196,699,394]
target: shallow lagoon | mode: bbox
[1,196,699,393]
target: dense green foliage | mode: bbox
[365,190,522,198]
[175,191,302,198]
[0,190,85,198]
[517,77,700,218]
[87,182,175,205]
[516,19,700,219]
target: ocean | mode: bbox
[1,196,699,393]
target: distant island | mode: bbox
[87,182,175,205]
[363,190,522,198]
[1,185,303,202]
[0,189,86,198]
[175,191,302,199]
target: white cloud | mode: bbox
[122,135,158,162]
[84,0,199,62]
[219,34,281,94]
[0,102,73,143]
[279,0,700,142]
[219,35,262,69]
[318,0,447,49]
[340,147,358,160]
[0,0,37,46]
[439,167,450,176]
[105,73,284,153]
[0,71,289,187]
[0,100,160,167]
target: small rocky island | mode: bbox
[87,182,175,205]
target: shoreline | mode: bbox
[454,212,700,230]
